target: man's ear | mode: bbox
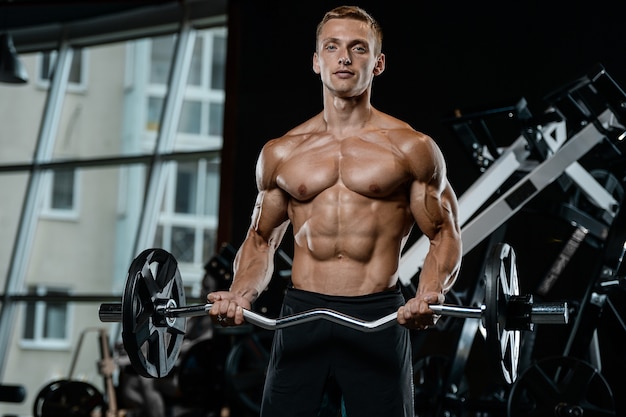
[373,53,385,76]
[313,52,321,74]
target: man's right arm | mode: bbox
[208,141,291,325]
[230,188,290,303]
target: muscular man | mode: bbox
[208,6,462,416]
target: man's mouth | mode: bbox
[334,70,353,78]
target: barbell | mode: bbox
[98,243,569,383]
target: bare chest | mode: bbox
[276,137,409,201]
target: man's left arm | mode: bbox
[397,138,462,329]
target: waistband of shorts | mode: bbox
[284,285,403,306]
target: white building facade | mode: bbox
[0,13,227,416]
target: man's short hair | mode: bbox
[316,6,383,55]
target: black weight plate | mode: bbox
[485,242,521,384]
[507,356,615,417]
[122,248,186,378]
[33,379,105,417]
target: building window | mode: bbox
[38,48,87,91]
[22,286,72,348]
[41,168,79,219]
[51,168,75,210]
[208,101,224,136]
[210,32,227,90]
[149,36,174,84]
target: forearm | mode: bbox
[229,229,276,304]
[413,177,462,297]
[398,226,461,330]
[418,227,462,296]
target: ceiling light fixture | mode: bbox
[0,33,29,84]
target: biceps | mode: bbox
[411,180,459,240]
[250,188,290,246]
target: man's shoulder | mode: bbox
[375,112,430,142]
[370,111,440,157]
[261,113,324,156]
[267,114,325,145]
[284,113,326,137]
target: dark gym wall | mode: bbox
[218,0,626,249]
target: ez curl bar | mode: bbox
[99,243,569,383]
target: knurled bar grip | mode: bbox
[98,301,567,331]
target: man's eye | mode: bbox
[354,46,366,53]
[326,45,337,51]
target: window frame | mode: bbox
[154,158,219,279]
[144,28,226,151]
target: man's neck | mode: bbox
[322,93,374,135]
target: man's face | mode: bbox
[313,18,384,98]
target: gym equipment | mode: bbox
[0,383,26,403]
[32,328,118,417]
[413,354,467,416]
[99,244,568,381]
[485,242,523,384]
[507,356,615,417]
[32,379,106,417]
[399,65,626,285]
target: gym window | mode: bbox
[153,158,220,266]
[0,2,228,405]
[145,29,226,148]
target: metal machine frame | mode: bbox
[399,65,626,285]
[406,65,626,414]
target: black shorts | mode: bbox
[260,287,414,417]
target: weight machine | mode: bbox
[399,64,625,283]
[403,64,626,416]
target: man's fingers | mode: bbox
[235,305,245,325]
[397,297,441,330]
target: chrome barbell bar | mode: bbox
[99,298,568,332]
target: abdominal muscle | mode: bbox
[288,184,412,296]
